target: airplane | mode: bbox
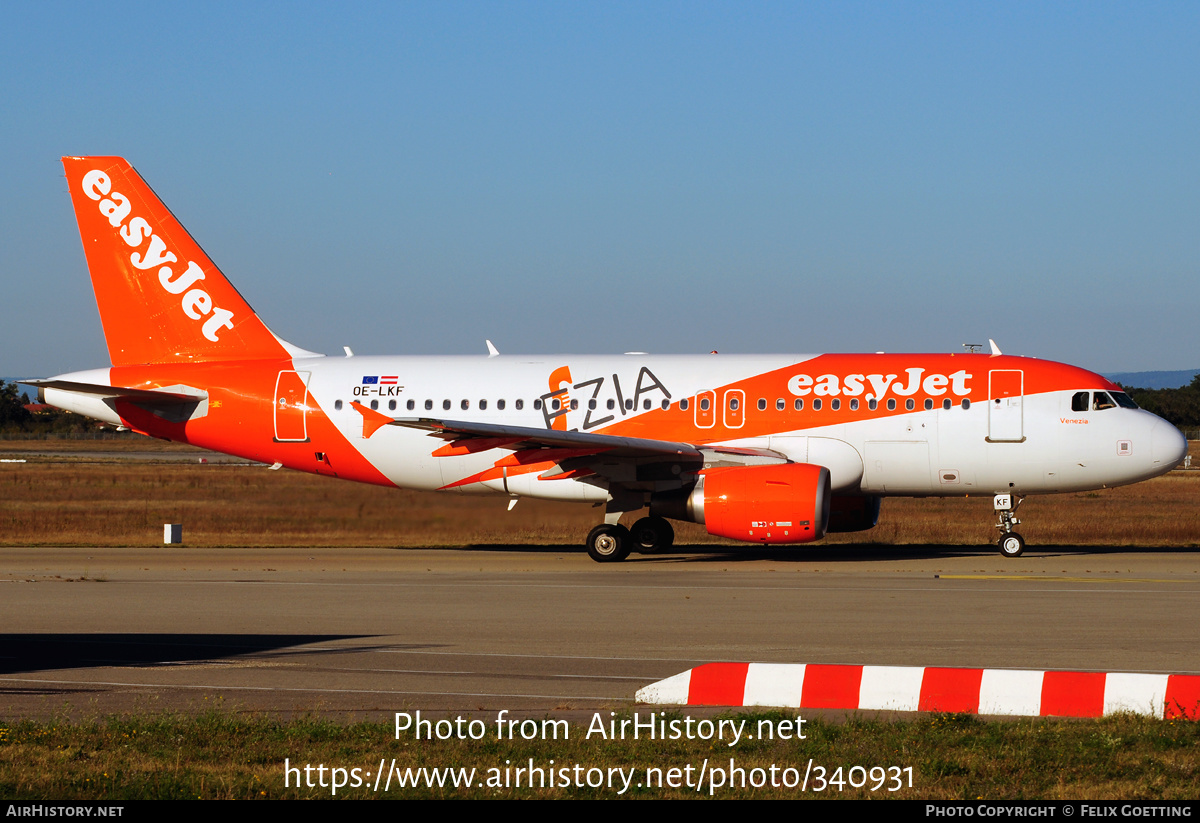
[26,156,1189,562]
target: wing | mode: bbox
[390,416,703,459]
[350,401,787,491]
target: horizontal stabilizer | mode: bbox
[20,379,207,406]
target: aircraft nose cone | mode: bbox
[1151,418,1188,471]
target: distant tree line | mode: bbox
[0,380,31,430]
[1121,376,1200,430]
[0,379,107,435]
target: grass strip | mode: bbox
[1,710,1198,799]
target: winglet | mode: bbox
[351,400,395,439]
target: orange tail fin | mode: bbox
[62,156,310,366]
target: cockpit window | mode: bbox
[1092,391,1116,411]
[1111,391,1139,409]
[1071,391,1089,412]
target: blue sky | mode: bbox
[3,2,1197,376]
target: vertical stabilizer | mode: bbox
[62,156,308,365]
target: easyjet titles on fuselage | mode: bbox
[787,367,972,400]
[79,168,236,343]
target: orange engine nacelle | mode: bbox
[689,463,831,544]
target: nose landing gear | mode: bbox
[994,493,1025,557]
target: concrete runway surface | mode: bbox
[2,545,1198,719]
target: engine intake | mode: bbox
[652,463,831,544]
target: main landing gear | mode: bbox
[586,516,675,562]
[994,493,1026,558]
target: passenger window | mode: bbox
[497,399,506,410]
[961,399,971,409]
[370,400,379,410]
[700,398,710,411]
[776,398,785,411]
[389,400,397,411]
[905,399,914,411]
[572,399,579,410]
[850,398,859,410]
[443,399,451,411]
[551,399,560,411]
[813,398,822,411]
[516,399,524,410]
[534,399,543,410]
[831,399,840,411]
[462,400,470,410]
[661,399,669,410]
[942,399,951,410]
[887,399,896,411]
[588,399,596,410]
[407,400,415,411]
[729,397,739,410]
[643,399,651,410]
[479,399,487,410]
[680,398,689,411]
[868,399,877,411]
[425,399,433,411]
[794,399,803,411]
[334,399,343,411]
[758,398,767,411]
[1072,391,1090,412]
[625,399,634,411]
[924,399,933,410]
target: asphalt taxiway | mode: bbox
[2,545,1198,719]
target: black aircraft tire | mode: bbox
[587,524,632,562]
[998,533,1026,558]
[630,516,675,553]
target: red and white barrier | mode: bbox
[635,663,1200,719]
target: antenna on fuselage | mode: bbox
[962,343,983,353]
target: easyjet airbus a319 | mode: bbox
[27,157,1188,561]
